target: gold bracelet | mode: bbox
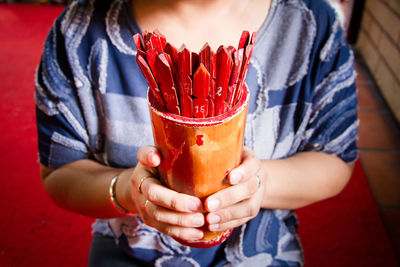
[109,175,135,216]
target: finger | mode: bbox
[162,225,204,241]
[132,162,158,193]
[145,200,205,228]
[140,209,204,241]
[206,197,260,227]
[132,161,203,212]
[205,174,260,212]
[229,147,260,185]
[137,177,203,213]
[137,146,161,167]
[209,217,251,232]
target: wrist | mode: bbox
[259,159,274,209]
[113,168,137,215]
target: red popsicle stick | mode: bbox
[234,44,254,105]
[162,88,181,115]
[155,53,175,87]
[209,79,216,104]
[193,98,208,118]
[178,69,192,96]
[199,43,217,117]
[238,30,250,49]
[165,43,178,68]
[226,49,242,107]
[199,43,214,78]
[178,74,193,117]
[226,45,236,55]
[239,45,254,81]
[193,63,210,100]
[142,30,149,39]
[208,98,215,117]
[133,33,145,51]
[251,33,257,45]
[136,54,157,89]
[193,64,210,117]
[150,33,163,53]
[214,46,233,115]
[136,54,165,110]
[212,52,216,79]
[133,33,147,58]
[230,49,242,86]
[164,43,179,86]
[177,45,193,116]
[155,53,180,115]
[146,49,158,82]
[226,85,236,108]
[178,45,192,78]
[223,101,230,113]
[180,93,193,117]
[192,52,199,75]
[232,31,257,105]
[153,29,167,50]
[144,32,154,50]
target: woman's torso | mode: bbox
[36,0,357,265]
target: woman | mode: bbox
[36,0,358,266]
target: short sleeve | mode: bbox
[35,9,89,168]
[300,7,359,163]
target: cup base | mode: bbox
[174,228,233,248]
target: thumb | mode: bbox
[137,146,161,167]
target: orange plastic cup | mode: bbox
[147,85,249,248]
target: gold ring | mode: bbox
[138,177,151,193]
[144,199,150,210]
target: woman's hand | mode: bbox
[204,147,264,232]
[123,146,206,242]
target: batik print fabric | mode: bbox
[35,0,358,266]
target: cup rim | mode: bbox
[147,84,249,127]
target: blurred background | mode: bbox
[0,0,399,266]
[1,0,72,4]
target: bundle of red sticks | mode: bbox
[133,30,256,118]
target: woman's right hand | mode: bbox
[118,146,205,242]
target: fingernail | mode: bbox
[209,224,219,232]
[147,151,154,162]
[230,171,242,184]
[191,214,204,227]
[188,200,201,212]
[192,230,204,239]
[148,151,160,165]
[208,214,220,224]
[152,154,161,165]
[207,199,220,212]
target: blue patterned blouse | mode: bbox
[35,0,358,266]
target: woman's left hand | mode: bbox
[204,147,264,232]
